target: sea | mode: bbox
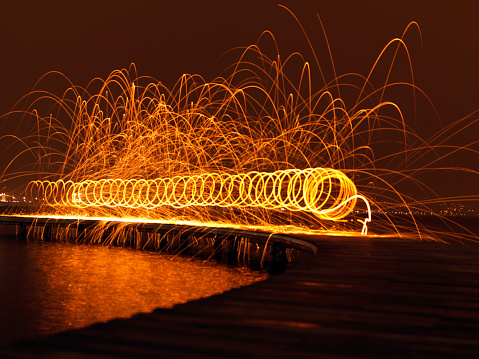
[0,225,266,347]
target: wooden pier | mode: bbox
[1,216,479,358]
[0,214,317,273]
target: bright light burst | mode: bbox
[1,16,478,241]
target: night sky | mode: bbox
[1,0,478,205]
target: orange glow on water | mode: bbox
[0,233,266,345]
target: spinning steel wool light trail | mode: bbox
[28,167,371,234]
[13,61,374,235]
[1,16,478,242]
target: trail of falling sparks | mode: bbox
[1,20,478,242]
[5,61,377,235]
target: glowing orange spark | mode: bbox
[1,18,477,243]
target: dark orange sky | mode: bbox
[1,0,478,122]
[0,0,478,204]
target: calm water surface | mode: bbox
[0,226,266,347]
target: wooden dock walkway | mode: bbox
[2,233,479,358]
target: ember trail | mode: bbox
[2,22,478,242]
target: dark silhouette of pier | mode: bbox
[1,215,479,358]
[0,214,317,273]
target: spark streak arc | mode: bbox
[5,17,477,243]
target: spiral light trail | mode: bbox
[28,167,371,234]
